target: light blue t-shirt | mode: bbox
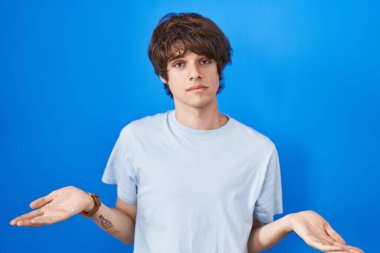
[102,110,283,253]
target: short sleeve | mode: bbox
[102,126,138,205]
[253,146,283,224]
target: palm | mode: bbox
[10,186,91,226]
[290,210,363,253]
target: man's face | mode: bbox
[160,51,220,110]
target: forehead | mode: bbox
[167,42,186,59]
[167,50,207,64]
[167,41,211,62]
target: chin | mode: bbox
[174,93,217,109]
[188,97,215,109]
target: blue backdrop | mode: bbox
[1,1,378,252]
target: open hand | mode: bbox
[288,210,363,253]
[10,186,93,226]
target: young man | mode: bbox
[10,12,363,253]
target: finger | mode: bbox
[10,209,44,225]
[345,245,364,253]
[324,245,351,253]
[30,193,55,209]
[325,251,350,253]
[307,240,345,252]
[31,216,56,225]
[333,241,346,246]
[320,231,338,245]
[13,217,46,227]
[325,222,346,244]
[310,231,338,248]
[326,244,364,253]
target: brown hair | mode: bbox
[148,12,232,98]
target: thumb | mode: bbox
[325,222,346,244]
[30,192,55,209]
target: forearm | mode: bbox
[89,203,135,245]
[247,214,293,253]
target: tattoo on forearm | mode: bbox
[99,215,114,229]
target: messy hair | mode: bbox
[148,12,232,98]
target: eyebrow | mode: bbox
[169,56,210,64]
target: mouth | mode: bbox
[187,85,208,93]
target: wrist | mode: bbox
[80,193,101,218]
[283,213,297,233]
[83,193,95,212]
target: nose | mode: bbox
[188,63,203,80]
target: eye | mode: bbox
[173,61,184,68]
[200,59,212,65]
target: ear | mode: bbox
[159,75,167,84]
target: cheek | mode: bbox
[168,75,181,89]
[167,76,186,95]
[167,72,183,85]
[209,70,220,87]
[208,65,220,81]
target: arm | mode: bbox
[247,211,364,253]
[10,186,136,245]
[247,216,292,253]
[85,196,137,244]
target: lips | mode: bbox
[187,85,208,91]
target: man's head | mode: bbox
[148,12,232,98]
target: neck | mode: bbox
[174,99,228,130]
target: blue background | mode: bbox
[1,0,379,252]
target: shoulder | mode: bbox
[230,117,276,153]
[119,111,169,137]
